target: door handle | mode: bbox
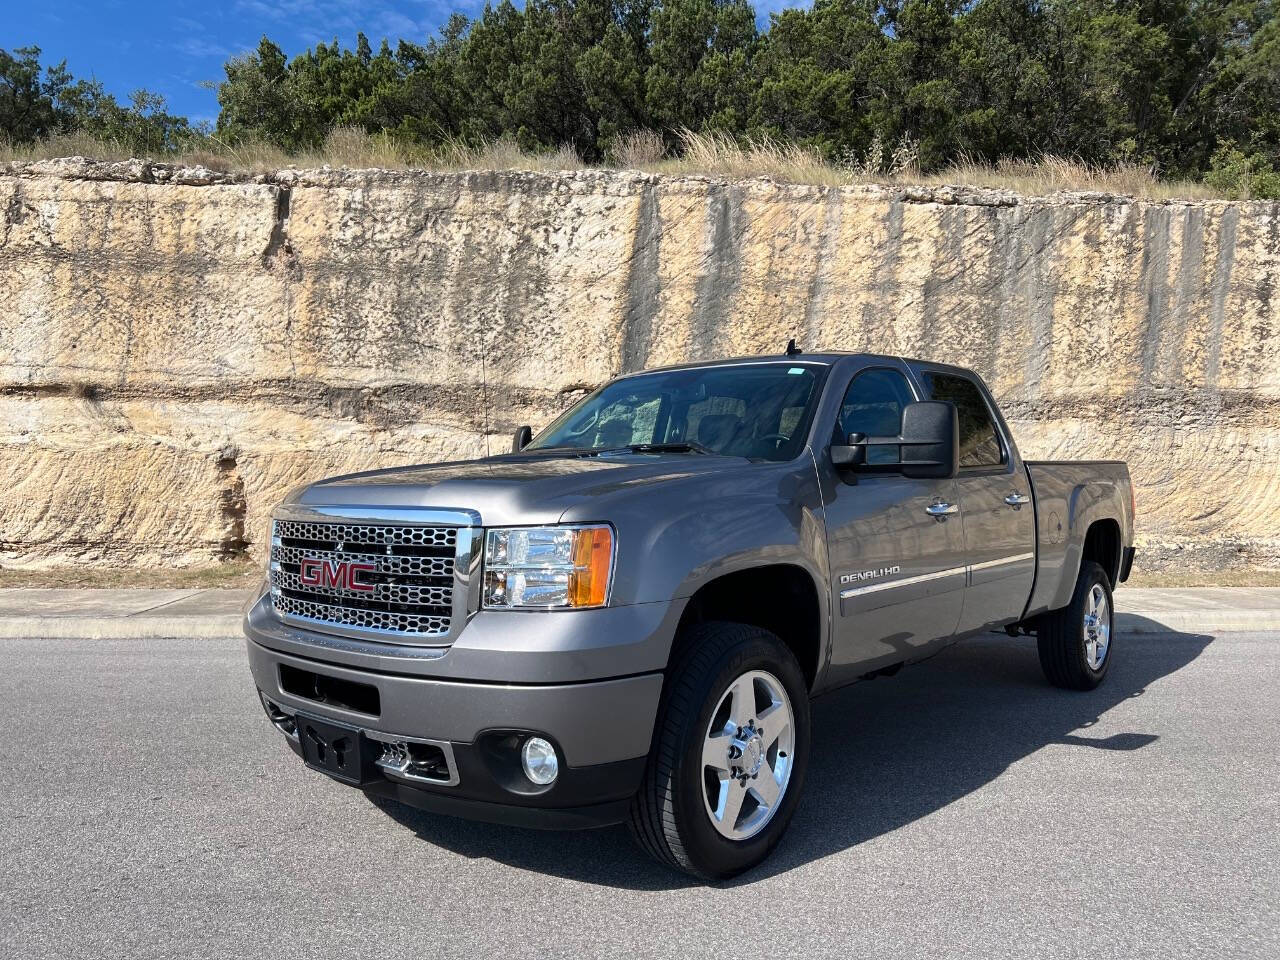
[1004,492,1031,508]
[925,501,958,519]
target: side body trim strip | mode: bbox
[968,551,1035,573]
[840,564,968,599]
[839,552,1034,600]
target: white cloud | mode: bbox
[756,0,811,20]
[175,37,234,59]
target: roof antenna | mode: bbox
[785,338,801,356]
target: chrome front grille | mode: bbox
[273,520,456,548]
[269,515,468,643]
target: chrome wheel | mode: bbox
[1083,584,1111,670]
[700,669,795,841]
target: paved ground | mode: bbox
[2,627,1277,960]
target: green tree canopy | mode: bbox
[1,45,191,152]
[5,0,1278,189]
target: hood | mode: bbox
[291,450,753,526]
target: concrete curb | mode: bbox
[0,616,244,639]
[1115,611,1280,634]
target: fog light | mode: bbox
[521,736,559,785]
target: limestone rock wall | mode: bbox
[2,159,1277,571]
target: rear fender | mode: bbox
[1027,479,1127,615]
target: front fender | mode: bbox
[558,456,831,674]
[650,497,828,603]
[570,459,829,606]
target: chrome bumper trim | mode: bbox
[273,503,482,526]
[365,730,461,787]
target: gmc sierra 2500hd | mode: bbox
[244,350,1135,878]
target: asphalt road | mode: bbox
[2,629,1277,960]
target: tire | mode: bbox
[1037,560,1114,690]
[628,621,811,879]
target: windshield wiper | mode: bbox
[623,442,717,455]
[529,442,718,458]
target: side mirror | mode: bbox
[511,425,533,453]
[898,401,959,479]
[829,401,958,480]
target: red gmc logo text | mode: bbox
[299,557,377,593]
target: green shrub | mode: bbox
[1205,143,1280,200]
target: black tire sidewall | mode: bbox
[669,630,811,878]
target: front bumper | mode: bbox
[247,636,662,827]
[243,589,685,684]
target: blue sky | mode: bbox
[3,0,801,125]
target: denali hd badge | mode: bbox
[840,566,901,585]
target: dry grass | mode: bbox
[609,129,667,168]
[650,129,850,186]
[431,136,586,172]
[208,128,589,174]
[923,154,1217,201]
[0,127,589,175]
[0,130,139,163]
[2,126,1227,199]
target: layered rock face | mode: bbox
[1,159,1277,571]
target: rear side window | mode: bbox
[837,368,916,465]
[922,372,1004,467]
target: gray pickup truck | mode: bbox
[244,350,1135,878]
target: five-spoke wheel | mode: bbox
[700,669,795,840]
[1082,582,1111,670]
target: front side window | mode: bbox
[922,372,1004,467]
[835,368,917,465]
[528,363,824,462]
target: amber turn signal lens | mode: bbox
[569,526,613,607]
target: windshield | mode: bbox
[527,363,826,462]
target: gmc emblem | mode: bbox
[299,557,377,593]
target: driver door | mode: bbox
[820,365,967,684]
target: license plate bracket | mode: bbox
[295,713,372,786]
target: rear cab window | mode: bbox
[919,371,1006,468]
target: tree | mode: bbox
[0,46,60,142]
[1199,2,1279,172]
[751,0,894,155]
[2,45,190,151]
[216,37,300,147]
[7,0,1279,184]
[646,0,758,137]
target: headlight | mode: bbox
[483,525,614,609]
